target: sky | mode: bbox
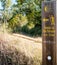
[0,2,3,9]
[12,0,17,5]
[0,0,16,9]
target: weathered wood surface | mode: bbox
[42,1,56,65]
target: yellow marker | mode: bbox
[43,18,49,22]
[50,15,55,25]
[44,6,48,12]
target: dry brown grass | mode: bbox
[0,33,42,65]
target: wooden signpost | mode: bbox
[42,1,57,65]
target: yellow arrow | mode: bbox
[50,15,55,25]
[44,6,48,12]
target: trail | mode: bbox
[13,33,42,43]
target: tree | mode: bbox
[1,0,11,9]
[1,0,12,20]
[15,0,42,36]
[1,0,43,36]
[0,0,12,32]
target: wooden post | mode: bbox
[42,1,57,65]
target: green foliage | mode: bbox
[16,0,42,36]
[1,0,42,36]
[1,0,11,9]
[8,14,28,33]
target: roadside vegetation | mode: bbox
[0,0,42,65]
[0,33,42,65]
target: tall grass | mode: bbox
[0,33,42,65]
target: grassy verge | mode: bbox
[0,33,42,65]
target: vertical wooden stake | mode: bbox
[42,1,57,65]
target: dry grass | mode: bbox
[0,33,42,65]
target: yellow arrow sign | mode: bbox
[44,6,48,12]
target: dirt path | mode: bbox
[13,33,42,43]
